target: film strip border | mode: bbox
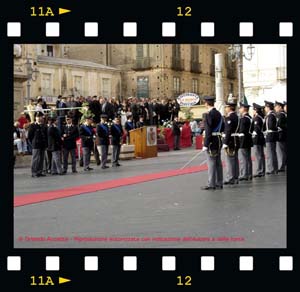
[2,255,295,271]
[6,21,294,38]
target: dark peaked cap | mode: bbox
[203,96,215,101]
[252,103,264,110]
[239,102,250,108]
[264,100,274,107]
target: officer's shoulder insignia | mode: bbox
[227,120,231,124]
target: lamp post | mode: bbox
[25,57,39,105]
[228,44,255,104]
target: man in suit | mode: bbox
[48,115,64,175]
[28,112,48,177]
[96,114,110,169]
[111,116,123,167]
[136,115,145,128]
[222,101,240,185]
[251,103,266,177]
[201,96,224,190]
[238,103,253,181]
[79,116,94,171]
[275,101,287,172]
[172,117,181,150]
[62,115,79,174]
[125,114,134,144]
[263,101,278,174]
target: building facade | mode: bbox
[67,44,239,101]
[243,44,287,104]
[13,44,121,119]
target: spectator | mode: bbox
[172,117,181,150]
[18,112,29,129]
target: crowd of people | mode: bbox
[201,97,287,190]
[13,95,182,177]
[13,95,287,186]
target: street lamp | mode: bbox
[25,57,39,105]
[228,44,255,104]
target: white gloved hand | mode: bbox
[202,146,208,151]
[222,144,228,149]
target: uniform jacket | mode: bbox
[79,124,94,148]
[48,125,62,152]
[223,111,239,149]
[238,113,253,149]
[276,111,287,142]
[62,124,79,149]
[125,120,134,134]
[110,124,123,145]
[204,108,224,150]
[263,111,278,143]
[96,123,110,146]
[251,113,265,146]
[28,123,48,149]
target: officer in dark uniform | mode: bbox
[28,111,48,177]
[62,115,79,174]
[47,115,64,175]
[238,103,253,181]
[172,116,181,150]
[222,101,239,185]
[251,103,265,177]
[201,96,224,190]
[275,101,287,172]
[263,101,278,174]
[96,114,110,169]
[79,116,94,171]
[125,114,134,144]
[111,116,123,167]
[283,101,287,114]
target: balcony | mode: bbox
[132,57,152,70]
[276,67,286,80]
[190,61,202,73]
[210,64,215,76]
[227,68,236,79]
[171,58,185,71]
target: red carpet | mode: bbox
[14,164,208,207]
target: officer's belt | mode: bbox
[231,133,240,137]
[212,132,222,136]
[264,130,277,133]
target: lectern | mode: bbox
[129,126,158,158]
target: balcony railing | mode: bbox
[132,57,152,70]
[171,58,185,71]
[190,61,202,73]
[276,67,286,80]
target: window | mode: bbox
[136,44,149,59]
[173,77,180,93]
[137,76,149,98]
[102,78,111,98]
[172,44,181,59]
[229,82,234,93]
[47,45,54,57]
[74,76,83,95]
[41,73,52,96]
[191,45,199,62]
[192,79,199,94]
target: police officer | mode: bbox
[96,114,110,169]
[47,115,64,175]
[28,111,48,177]
[275,101,287,172]
[111,116,123,167]
[222,101,239,185]
[263,101,278,174]
[201,96,224,190]
[79,116,94,171]
[283,101,287,114]
[62,115,79,174]
[238,103,253,181]
[251,103,266,177]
